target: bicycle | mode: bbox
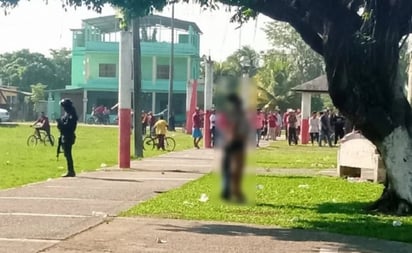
[143,134,176,152]
[27,128,55,147]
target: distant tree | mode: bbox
[255,54,300,111]
[0,49,71,91]
[28,83,47,113]
[255,22,325,112]
[49,48,72,89]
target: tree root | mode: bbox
[365,187,412,215]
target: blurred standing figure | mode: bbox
[267,111,277,141]
[287,110,298,145]
[141,111,148,135]
[283,110,290,140]
[57,98,78,177]
[210,109,217,147]
[309,111,320,145]
[192,107,203,149]
[148,112,156,135]
[295,109,301,138]
[275,110,282,137]
[333,112,345,145]
[319,110,332,147]
[220,93,248,202]
[255,109,264,147]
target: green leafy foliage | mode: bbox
[255,21,326,111]
[28,83,47,113]
[0,49,71,91]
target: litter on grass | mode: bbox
[199,193,209,202]
[392,220,402,227]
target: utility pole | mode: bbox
[118,30,133,168]
[167,1,175,128]
[133,17,143,158]
[203,55,213,148]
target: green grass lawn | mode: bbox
[123,174,412,243]
[0,124,193,189]
[249,140,338,169]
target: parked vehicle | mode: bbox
[0,108,10,122]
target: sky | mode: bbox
[0,0,274,61]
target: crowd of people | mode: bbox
[253,108,349,147]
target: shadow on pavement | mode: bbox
[157,223,412,253]
[78,176,143,183]
[127,168,205,174]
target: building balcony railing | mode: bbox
[70,79,203,93]
[74,40,199,56]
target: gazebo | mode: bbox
[291,75,328,144]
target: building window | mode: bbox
[157,65,170,79]
[99,64,116,78]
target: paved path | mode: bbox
[0,149,215,253]
[0,146,411,253]
[41,217,412,253]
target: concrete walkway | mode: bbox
[0,148,215,253]
[0,147,411,253]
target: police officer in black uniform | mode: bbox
[57,98,78,177]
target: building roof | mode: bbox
[291,75,328,93]
[79,14,202,34]
[0,86,31,96]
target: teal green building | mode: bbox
[47,15,202,123]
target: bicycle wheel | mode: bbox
[143,136,155,150]
[27,135,38,147]
[41,133,55,146]
[165,137,176,151]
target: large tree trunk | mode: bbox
[323,9,412,214]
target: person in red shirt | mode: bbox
[192,107,203,149]
[31,112,53,146]
[94,105,105,124]
[268,112,277,141]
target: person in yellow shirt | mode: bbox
[154,115,168,150]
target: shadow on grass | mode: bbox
[157,222,412,253]
[256,202,317,212]
[317,201,371,215]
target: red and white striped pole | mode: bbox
[203,56,213,148]
[300,92,311,144]
[118,30,133,168]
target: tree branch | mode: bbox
[220,0,364,56]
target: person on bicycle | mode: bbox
[94,105,105,124]
[31,112,54,146]
[153,115,168,151]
